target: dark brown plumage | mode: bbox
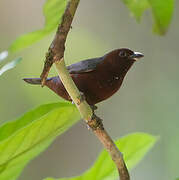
[23,48,143,105]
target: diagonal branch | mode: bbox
[40,0,130,179]
[40,0,80,86]
[55,59,130,180]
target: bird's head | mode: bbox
[106,48,144,65]
[104,48,144,74]
[113,48,144,61]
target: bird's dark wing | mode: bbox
[67,56,104,74]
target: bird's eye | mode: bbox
[119,51,127,57]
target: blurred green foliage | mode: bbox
[9,0,67,53]
[148,0,174,34]
[122,0,150,21]
[9,0,174,54]
[44,133,157,180]
[122,0,174,34]
[0,102,80,180]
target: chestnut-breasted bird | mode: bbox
[24,48,143,105]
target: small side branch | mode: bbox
[40,0,80,86]
[40,0,130,179]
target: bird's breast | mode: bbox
[72,71,123,105]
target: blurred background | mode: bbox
[0,0,179,179]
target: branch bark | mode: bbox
[41,0,130,179]
[40,0,80,86]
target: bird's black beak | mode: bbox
[130,52,144,60]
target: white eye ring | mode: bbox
[119,51,127,57]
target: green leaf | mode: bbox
[45,133,157,180]
[122,0,174,34]
[148,0,174,35]
[122,0,150,21]
[0,57,22,76]
[0,102,80,180]
[9,0,67,53]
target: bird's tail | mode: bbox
[23,78,42,85]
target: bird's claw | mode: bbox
[77,92,85,105]
[90,105,98,112]
[87,114,104,130]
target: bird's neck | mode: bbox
[110,59,135,78]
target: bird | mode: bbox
[23,48,143,106]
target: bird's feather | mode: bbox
[67,56,104,74]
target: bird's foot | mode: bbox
[77,92,85,105]
[87,114,104,130]
[90,105,98,112]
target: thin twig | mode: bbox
[41,0,130,179]
[40,0,80,86]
